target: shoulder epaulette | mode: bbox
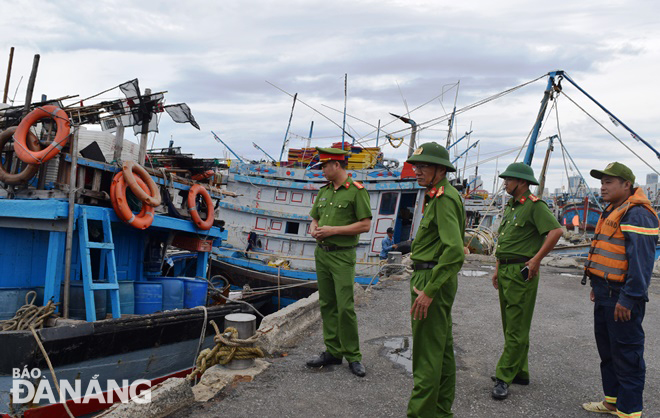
[528,194,539,202]
[353,181,364,189]
[435,186,445,198]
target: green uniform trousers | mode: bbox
[314,246,361,362]
[495,262,540,383]
[408,269,457,418]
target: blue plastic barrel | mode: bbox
[147,277,184,311]
[134,282,163,314]
[0,288,37,320]
[183,279,208,308]
[105,281,135,315]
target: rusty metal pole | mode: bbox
[23,54,40,116]
[3,47,14,103]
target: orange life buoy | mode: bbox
[122,161,161,207]
[110,171,154,230]
[0,127,41,185]
[187,184,214,230]
[14,105,70,164]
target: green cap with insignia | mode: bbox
[316,146,350,163]
[499,162,539,185]
[405,142,456,172]
[590,162,635,184]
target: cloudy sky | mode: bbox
[2,0,659,194]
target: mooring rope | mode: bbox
[0,291,57,331]
[186,320,264,381]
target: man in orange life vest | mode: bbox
[581,162,659,417]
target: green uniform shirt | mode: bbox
[309,177,372,247]
[495,190,562,259]
[410,177,466,298]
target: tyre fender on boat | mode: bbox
[0,127,41,185]
[111,171,155,230]
[13,105,70,164]
[122,160,162,207]
[187,184,214,230]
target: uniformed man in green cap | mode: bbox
[306,146,372,377]
[406,142,465,418]
[491,162,563,400]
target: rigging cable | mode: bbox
[554,98,603,210]
[561,91,660,177]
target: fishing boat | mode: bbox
[0,60,269,417]
[210,141,425,298]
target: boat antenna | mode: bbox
[252,142,277,163]
[211,131,245,164]
[278,92,297,163]
[266,81,355,144]
[342,74,349,148]
[445,81,460,149]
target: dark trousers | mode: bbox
[594,297,646,415]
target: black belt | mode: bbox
[317,244,357,252]
[413,262,438,271]
[497,257,530,265]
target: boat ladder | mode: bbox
[77,208,121,321]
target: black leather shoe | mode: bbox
[492,379,509,400]
[491,375,529,386]
[349,361,366,377]
[306,351,342,368]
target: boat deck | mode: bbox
[173,258,660,417]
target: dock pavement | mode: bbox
[173,258,659,417]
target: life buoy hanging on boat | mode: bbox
[110,171,154,230]
[187,184,214,230]
[0,127,41,185]
[13,105,71,164]
[122,161,161,207]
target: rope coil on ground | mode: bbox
[186,320,264,381]
[0,291,58,331]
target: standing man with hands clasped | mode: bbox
[581,163,658,418]
[306,147,372,378]
[491,162,563,400]
[406,142,465,418]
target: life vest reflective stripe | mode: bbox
[592,234,625,246]
[585,188,658,282]
[588,246,627,261]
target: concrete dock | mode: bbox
[173,258,659,417]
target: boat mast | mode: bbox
[278,93,297,163]
[536,135,556,198]
[342,74,348,149]
[523,71,558,165]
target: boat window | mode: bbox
[285,222,300,235]
[379,192,398,215]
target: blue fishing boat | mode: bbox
[0,74,268,418]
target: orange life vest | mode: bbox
[585,188,658,282]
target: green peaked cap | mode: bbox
[499,162,539,185]
[590,162,635,184]
[405,142,456,172]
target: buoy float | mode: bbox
[122,161,161,207]
[0,127,41,185]
[110,171,154,230]
[13,105,70,164]
[187,184,214,230]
